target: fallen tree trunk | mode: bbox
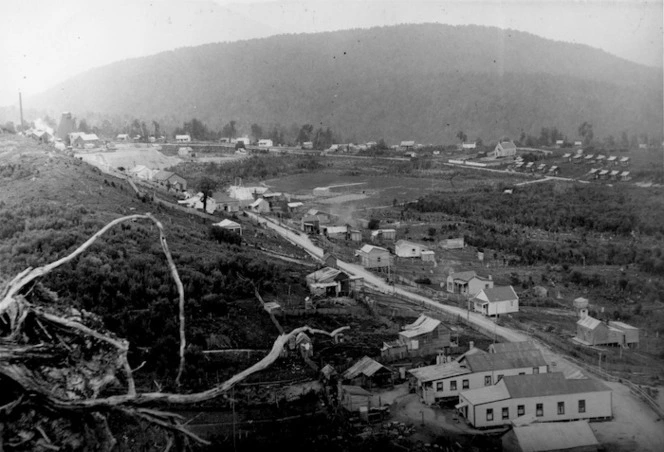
[0,213,349,450]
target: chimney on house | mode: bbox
[469,341,474,349]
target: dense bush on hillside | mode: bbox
[0,200,305,387]
[29,24,662,143]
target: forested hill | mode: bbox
[28,23,663,143]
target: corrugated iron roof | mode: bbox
[576,316,602,330]
[479,286,518,303]
[608,321,637,330]
[461,379,511,405]
[511,421,599,452]
[343,356,390,380]
[489,341,537,354]
[359,244,388,254]
[465,349,547,372]
[399,315,443,338]
[503,372,610,399]
[408,361,470,382]
[306,267,342,284]
[212,219,241,229]
[449,271,477,282]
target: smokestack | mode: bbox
[19,92,24,131]
[469,341,474,349]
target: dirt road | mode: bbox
[250,212,664,450]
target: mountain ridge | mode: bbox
[27,23,663,143]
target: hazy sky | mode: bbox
[1,0,662,107]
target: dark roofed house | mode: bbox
[343,356,393,389]
[446,271,493,296]
[489,341,537,354]
[397,315,451,354]
[153,171,187,191]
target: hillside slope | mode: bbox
[28,23,663,142]
[0,136,315,387]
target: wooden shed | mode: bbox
[355,244,391,269]
[575,316,624,346]
[608,321,639,347]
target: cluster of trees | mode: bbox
[411,183,664,277]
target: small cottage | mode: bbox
[370,229,397,242]
[322,225,349,239]
[212,219,242,235]
[608,321,639,347]
[349,230,362,242]
[175,134,191,143]
[153,171,187,191]
[249,198,270,213]
[398,315,451,353]
[258,139,273,147]
[355,244,391,269]
[395,240,430,258]
[446,271,493,296]
[494,141,517,158]
[473,286,519,316]
[343,356,393,389]
[575,316,624,346]
[305,267,363,297]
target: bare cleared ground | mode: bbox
[75,144,181,171]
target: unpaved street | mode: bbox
[250,212,664,450]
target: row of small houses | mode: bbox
[587,168,631,181]
[567,153,631,166]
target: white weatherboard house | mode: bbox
[395,240,430,258]
[493,141,517,158]
[355,244,391,269]
[473,286,519,316]
[446,271,493,296]
[175,134,191,143]
[409,349,548,405]
[457,372,612,428]
[258,139,273,147]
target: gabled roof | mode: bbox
[464,350,547,372]
[395,239,428,249]
[153,170,175,181]
[497,141,517,150]
[619,157,630,162]
[510,421,599,452]
[562,153,571,158]
[287,202,303,208]
[408,361,470,382]
[400,140,415,146]
[212,219,241,229]
[343,356,390,380]
[620,171,630,177]
[598,170,609,175]
[250,198,268,207]
[502,372,609,399]
[608,320,637,330]
[477,286,518,303]
[607,156,617,161]
[461,379,511,405]
[77,133,99,141]
[489,341,537,354]
[306,267,342,284]
[358,244,389,254]
[449,271,478,282]
[399,315,444,338]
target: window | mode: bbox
[519,372,526,375]
[450,380,457,391]
[533,367,540,374]
[436,382,444,392]
[536,403,543,417]
[462,379,469,389]
[578,400,586,413]
[558,402,565,415]
[517,405,525,416]
[485,284,490,289]
[502,407,509,419]
[377,257,381,263]
[486,409,493,421]
[484,375,492,386]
